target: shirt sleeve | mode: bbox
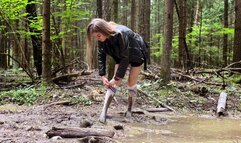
[114,33,129,79]
[98,42,106,76]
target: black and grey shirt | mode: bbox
[98,25,147,79]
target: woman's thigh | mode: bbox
[128,65,142,87]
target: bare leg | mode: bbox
[125,66,142,117]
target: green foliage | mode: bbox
[230,75,241,84]
[0,87,45,105]
[0,0,28,20]
[171,35,179,61]
[51,0,91,41]
[150,33,163,58]
[184,19,234,67]
[140,80,176,104]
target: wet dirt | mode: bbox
[1,69,241,143]
[1,95,241,143]
[0,93,168,143]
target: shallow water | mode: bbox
[119,115,241,143]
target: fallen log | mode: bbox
[120,108,169,114]
[217,92,227,116]
[46,127,115,138]
[42,100,72,109]
[137,89,176,112]
[60,81,86,89]
[51,73,80,83]
[146,107,169,112]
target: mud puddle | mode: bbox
[118,114,241,143]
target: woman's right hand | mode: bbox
[101,76,111,88]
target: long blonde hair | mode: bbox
[86,18,115,68]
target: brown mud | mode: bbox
[0,69,241,143]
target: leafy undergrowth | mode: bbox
[0,86,92,106]
[1,68,241,116]
[0,88,42,105]
[138,71,241,116]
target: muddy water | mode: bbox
[119,115,241,143]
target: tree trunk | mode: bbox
[122,0,128,26]
[160,0,174,84]
[103,0,112,21]
[131,0,136,31]
[24,20,30,69]
[113,0,118,21]
[42,0,52,82]
[178,0,189,69]
[194,0,200,25]
[12,20,20,69]
[223,0,228,67]
[144,0,151,64]
[26,0,42,76]
[60,0,67,73]
[97,0,102,18]
[0,24,7,68]
[138,0,145,37]
[233,0,241,67]
[51,0,61,73]
[138,0,151,64]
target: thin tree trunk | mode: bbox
[144,0,151,63]
[138,0,145,37]
[97,0,102,18]
[223,0,228,67]
[233,0,241,67]
[176,0,189,70]
[51,1,62,73]
[0,24,7,68]
[12,20,20,69]
[24,20,30,69]
[61,0,67,73]
[26,0,42,76]
[113,0,118,21]
[194,0,200,25]
[42,0,52,82]
[122,0,128,26]
[198,4,203,67]
[160,0,174,84]
[131,0,136,31]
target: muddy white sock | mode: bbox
[127,85,137,112]
[99,87,117,123]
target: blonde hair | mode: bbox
[86,18,115,68]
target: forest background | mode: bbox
[0,0,241,107]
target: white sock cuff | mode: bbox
[128,84,137,90]
[128,84,137,95]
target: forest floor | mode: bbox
[0,66,241,143]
